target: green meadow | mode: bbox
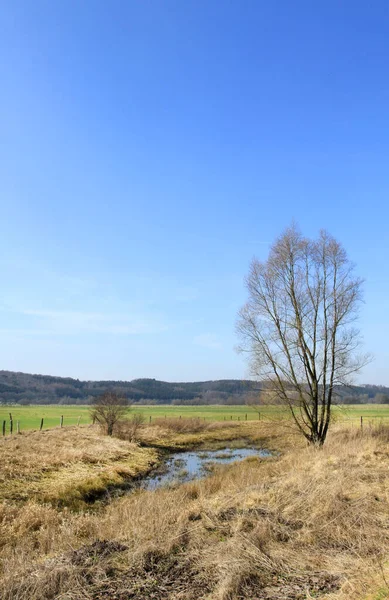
[1,403,389,432]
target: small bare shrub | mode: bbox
[116,414,146,442]
[368,422,389,442]
[90,391,130,436]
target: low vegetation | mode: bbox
[1,419,389,599]
[90,390,130,436]
[0,426,158,508]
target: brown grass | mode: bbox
[153,416,211,433]
[0,425,158,507]
[138,419,278,451]
[1,422,389,599]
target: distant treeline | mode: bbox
[0,370,388,405]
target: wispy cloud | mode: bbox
[4,308,168,336]
[193,333,222,350]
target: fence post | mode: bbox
[230,415,232,420]
[245,413,247,421]
[40,418,44,431]
[10,419,13,435]
[2,420,5,436]
[149,415,152,424]
[16,420,20,434]
[77,416,81,426]
[60,415,63,428]
[360,416,363,432]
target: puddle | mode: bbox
[143,447,271,490]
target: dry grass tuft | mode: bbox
[368,422,389,442]
[153,416,211,433]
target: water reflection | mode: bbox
[144,447,271,490]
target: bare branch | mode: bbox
[90,391,130,436]
[237,224,368,445]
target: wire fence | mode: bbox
[1,413,84,436]
[2,410,389,436]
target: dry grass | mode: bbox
[1,422,389,599]
[0,426,158,507]
[115,414,146,442]
[138,419,283,452]
[153,416,211,433]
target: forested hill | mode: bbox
[0,371,260,405]
[0,370,388,405]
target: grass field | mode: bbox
[1,403,389,432]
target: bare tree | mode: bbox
[237,225,369,445]
[90,391,130,436]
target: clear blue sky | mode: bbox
[1,1,388,384]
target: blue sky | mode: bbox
[1,1,389,383]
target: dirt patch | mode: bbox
[238,572,340,599]
[101,551,211,599]
[70,539,128,565]
[68,546,212,600]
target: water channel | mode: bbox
[142,447,272,490]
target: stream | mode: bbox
[142,447,272,490]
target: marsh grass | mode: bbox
[153,416,212,433]
[1,422,389,599]
[0,426,158,508]
[138,419,272,452]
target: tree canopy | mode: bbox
[237,225,369,444]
